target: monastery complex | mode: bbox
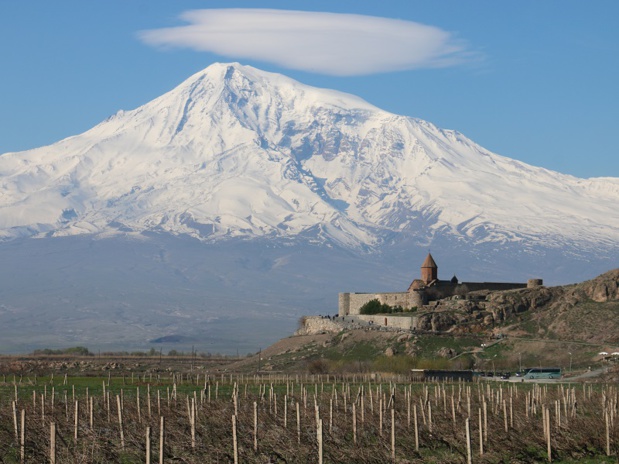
[338,253,543,317]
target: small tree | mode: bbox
[359,299,394,315]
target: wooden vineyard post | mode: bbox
[407,393,411,429]
[479,408,484,456]
[284,394,288,428]
[379,397,383,436]
[606,411,611,457]
[89,397,94,430]
[317,418,323,464]
[159,416,165,464]
[232,415,239,464]
[191,398,196,450]
[117,395,125,450]
[49,422,56,464]
[137,387,141,423]
[107,392,111,423]
[12,401,18,443]
[253,401,258,452]
[413,404,419,452]
[74,400,79,441]
[451,396,456,426]
[545,407,551,463]
[369,383,373,414]
[148,385,152,418]
[428,401,432,433]
[483,401,488,444]
[146,426,151,464]
[315,404,320,430]
[296,402,301,444]
[352,402,357,444]
[465,418,472,464]
[20,409,25,464]
[329,398,333,433]
[361,392,365,424]
[391,407,396,462]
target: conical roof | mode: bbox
[421,253,437,269]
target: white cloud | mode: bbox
[138,9,474,76]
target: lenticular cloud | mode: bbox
[139,9,471,76]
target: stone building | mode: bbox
[338,253,542,316]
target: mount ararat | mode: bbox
[0,63,617,354]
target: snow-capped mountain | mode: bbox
[1,63,618,354]
[2,62,618,251]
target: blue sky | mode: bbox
[1,1,617,178]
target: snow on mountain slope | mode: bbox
[0,62,618,252]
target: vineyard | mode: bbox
[0,372,617,463]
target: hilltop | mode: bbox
[226,269,619,375]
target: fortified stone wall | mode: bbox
[461,282,528,292]
[338,292,423,316]
[295,316,342,335]
[357,314,418,330]
[424,282,528,301]
[297,314,419,335]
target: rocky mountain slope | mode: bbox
[237,269,619,373]
[410,268,619,342]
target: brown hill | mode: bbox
[226,269,619,375]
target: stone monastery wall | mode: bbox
[339,292,424,316]
[298,314,419,335]
[296,316,343,335]
[357,314,418,330]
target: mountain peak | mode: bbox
[0,63,617,261]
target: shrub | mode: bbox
[359,299,407,315]
[307,359,329,374]
[360,299,393,315]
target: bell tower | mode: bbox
[421,253,438,284]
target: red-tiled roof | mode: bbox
[421,253,437,269]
